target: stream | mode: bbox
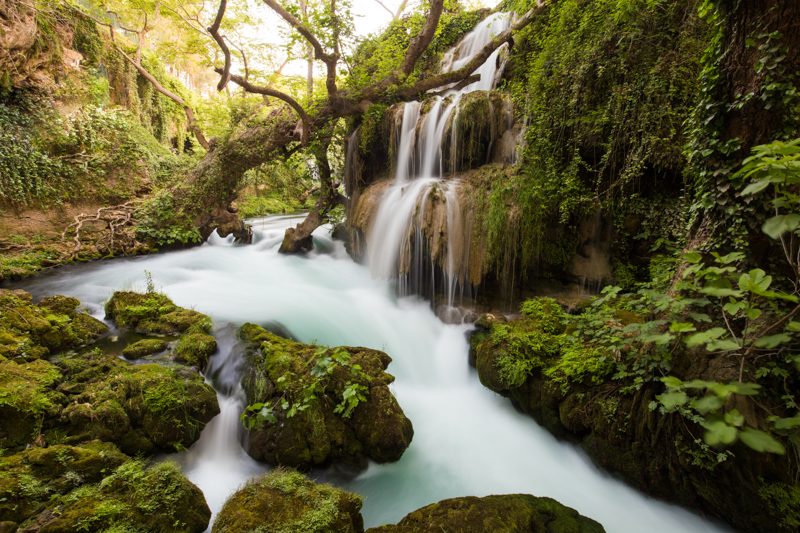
[12,214,730,532]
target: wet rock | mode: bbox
[0,441,128,524]
[239,323,413,469]
[0,358,63,449]
[17,460,210,533]
[366,494,604,533]
[105,291,210,336]
[0,348,219,453]
[105,290,217,369]
[174,332,217,368]
[213,468,363,533]
[0,289,108,361]
[54,349,219,454]
[121,338,169,359]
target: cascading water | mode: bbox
[363,12,515,311]
[12,214,730,532]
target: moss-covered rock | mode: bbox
[0,441,128,523]
[0,358,64,449]
[19,460,210,533]
[0,346,218,453]
[367,494,604,533]
[0,289,108,361]
[54,349,219,454]
[469,298,798,533]
[213,468,363,533]
[121,338,169,359]
[105,290,210,336]
[105,290,217,369]
[239,324,413,469]
[174,332,217,368]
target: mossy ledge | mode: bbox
[105,290,218,370]
[238,323,413,469]
[0,288,220,455]
[213,468,364,533]
[469,298,798,532]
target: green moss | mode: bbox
[55,349,219,453]
[105,290,210,335]
[759,482,800,531]
[0,358,63,448]
[121,338,169,359]
[238,324,412,467]
[212,468,363,533]
[545,344,615,393]
[0,441,128,524]
[370,494,604,533]
[0,289,107,360]
[27,460,210,533]
[174,333,217,368]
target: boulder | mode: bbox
[18,460,210,533]
[213,468,363,533]
[367,494,604,533]
[105,290,217,369]
[239,323,413,469]
[0,289,107,361]
[0,441,128,523]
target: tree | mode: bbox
[185,0,546,252]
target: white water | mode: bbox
[13,214,729,532]
[365,12,514,307]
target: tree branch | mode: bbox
[400,0,443,76]
[261,0,338,95]
[208,0,232,91]
[220,69,311,141]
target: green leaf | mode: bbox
[661,376,684,389]
[706,338,741,352]
[723,301,745,315]
[773,416,800,431]
[657,391,689,410]
[788,321,800,332]
[739,428,785,454]
[754,333,792,349]
[741,178,773,196]
[670,322,696,333]
[703,420,738,446]
[763,214,800,239]
[691,395,724,414]
[686,328,726,348]
[701,286,743,298]
[643,333,674,345]
[738,269,772,293]
[724,409,745,427]
[683,251,702,264]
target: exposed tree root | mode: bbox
[61,201,143,258]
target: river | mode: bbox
[12,214,729,532]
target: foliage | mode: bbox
[646,140,800,456]
[134,189,202,247]
[471,0,708,287]
[345,1,486,93]
[684,1,800,249]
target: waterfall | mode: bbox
[362,12,514,312]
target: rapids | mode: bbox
[12,214,730,532]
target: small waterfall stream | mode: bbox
[363,12,514,311]
[11,215,730,532]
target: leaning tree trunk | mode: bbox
[179,106,300,241]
